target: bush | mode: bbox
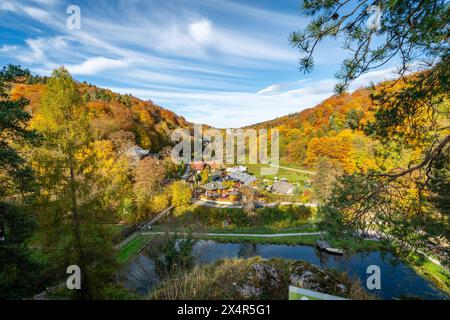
[150,193,170,213]
[188,206,251,228]
[255,205,314,228]
[144,233,196,279]
[118,197,135,223]
[151,257,370,300]
[176,205,315,230]
[0,64,30,81]
[169,181,192,209]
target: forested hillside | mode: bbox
[0,65,194,299]
[5,70,188,152]
[249,78,428,176]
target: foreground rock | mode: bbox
[151,257,370,300]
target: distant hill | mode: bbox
[247,88,374,131]
[1,65,410,174]
[245,83,393,174]
[5,74,189,152]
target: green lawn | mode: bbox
[403,252,450,295]
[194,234,319,246]
[116,234,155,263]
[110,224,129,235]
[189,234,389,251]
[245,163,310,183]
[150,224,320,234]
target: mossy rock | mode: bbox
[151,257,370,300]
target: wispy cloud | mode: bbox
[16,36,69,64]
[189,19,213,43]
[108,67,398,128]
[257,79,310,95]
[0,0,403,128]
[66,57,131,75]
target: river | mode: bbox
[119,240,448,300]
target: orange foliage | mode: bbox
[10,83,45,114]
[306,134,356,173]
[9,81,189,152]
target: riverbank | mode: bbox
[399,250,450,295]
[116,229,390,265]
[150,257,368,300]
[116,228,449,297]
[145,231,390,251]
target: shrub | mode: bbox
[150,192,170,213]
[169,181,192,210]
[144,233,196,279]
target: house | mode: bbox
[201,181,226,192]
[148,152,164,160]
[125,145,150,164]
[210,169,223,181]
[228,190,241,202]
[190,161,220,172]
[228,171,257,185]
[272,181,294,195]
[181,166,191,181]
[226,165,247,173]
[201,181,226,198]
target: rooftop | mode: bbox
[228,171,257,185]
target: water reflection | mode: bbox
[121,240,448,300]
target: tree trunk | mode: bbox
[68,153,89,299]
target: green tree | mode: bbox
[312,156,343,204]
[32,67,117,299]
[133,156,166,220]
[144,233,195,279]
[291,0,449,246]
[150,192,171,214]
[0,96,42,299]
[170,181,192,209]
[428,151,450,215]
[0,64,30,82]
[200,168,209,184]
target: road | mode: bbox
[194,200,243,209]
[269,164,315,175]
[194,199,318,209]
[141,231,325,238]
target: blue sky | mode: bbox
[0,0,400,128]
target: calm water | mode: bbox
[120,240,448,300]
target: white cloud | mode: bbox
[80,10,295,64]
[30,0,58,5]
[0,1,17,12]
[257,84,284,95]
[108,86,330,128]
[21,6,52,21]
[257,79,309,95]
[15,36,69,64]
[349,67,398,90]
[189,19,212,43]
[0,45,19,53]
[212,29,297,62]
[107,66,400,128]
[196,0,306,29]
[66,57,131,75]
[0,1,406,129]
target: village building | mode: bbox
[226,165,247,173]
[190,161,220,172]
[210,169,223,181]
[125,145,150,164]
[228,171,257,186]
[199,181,242,203]
[272,181,294,195]
[201,181,226,193]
